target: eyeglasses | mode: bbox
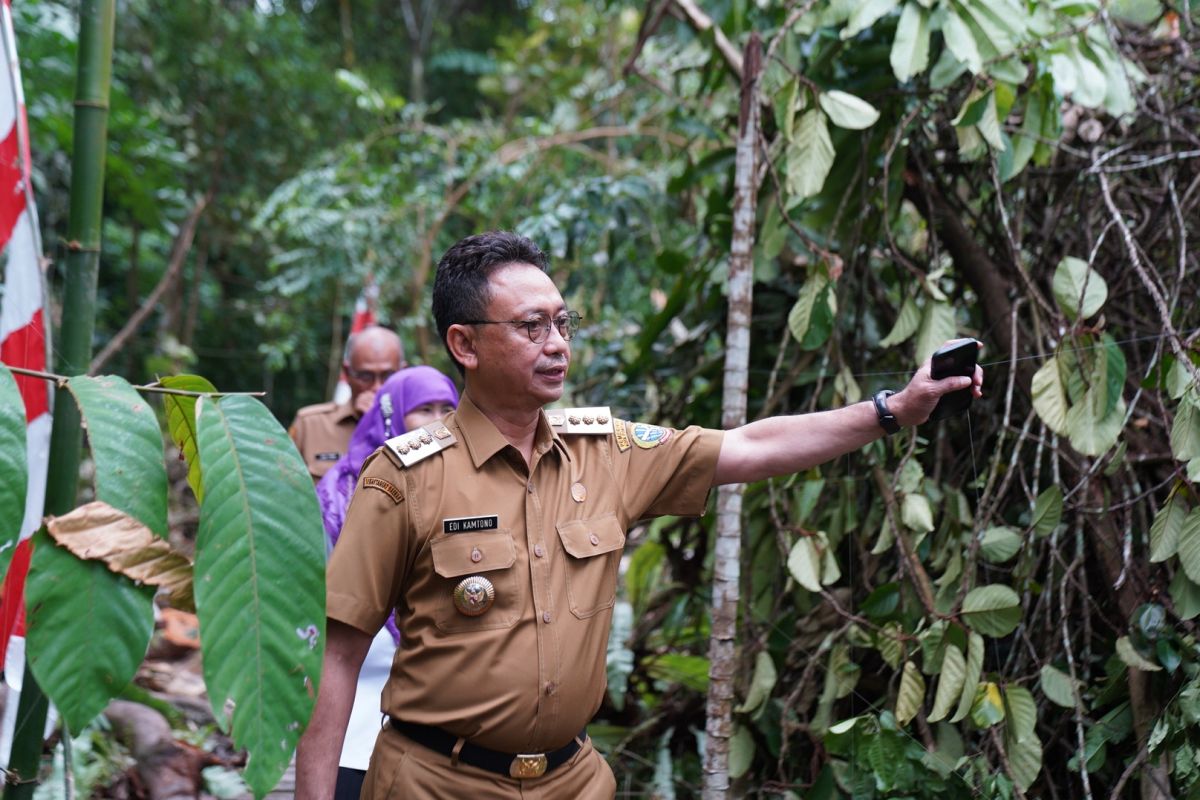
[345,367,397,384]
[463,311,582,343]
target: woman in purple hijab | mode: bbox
[315,365,458,800]
[317,365,459,551]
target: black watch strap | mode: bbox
[873,389,900,435]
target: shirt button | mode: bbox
[589,534,600,546]
[526,481,535,493]
[544,681,557,696]
[470,547,483,563]
[542,611,552,624]
[534,544,545,558]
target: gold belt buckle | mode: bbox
[509,753,549,779]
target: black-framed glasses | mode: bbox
[463,311,582,343]
[345,367,397,384]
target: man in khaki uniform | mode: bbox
[296,232,982,799]
[289,327,406,481]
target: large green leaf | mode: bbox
[26,534,155,734]
[729,723,756,780]
[786,110,835,201]
[880,297,920,347]
[736,650,778,714]
[1005,685,1037,743]
[1067,399,1125,457]
[788,535,823,592]
[1149,489,1187,563]
[1172,393,1200,462]
[914,301,956,364]
[980,526,1022,563]
[1116,635,1161,672]
[943,6,983,73]
[645,653,710,692]
[159,374,218,503]
[890,3,930,81]
[971,681,1005,728]
[1174,508,1200,584]
[818,90,880,130]
[951,632,985,722]
[1039,664,1080,709]
[841,0,899,38]
[1052,256,1108,320]
[67,375,169,537]
[1031,485,1063,537]
[787,273,835,350]
[1006,732,1043,792]
[606,600,634,712]
[195,395,326,796]
[1169,571,1200,621]
[0,365,27,585]
[1032,356,1070,435]
[928,643,965,722]
[895,660,926,726]
[962,584,1022,637]
[27,374,168,732]
[902,493,934,532]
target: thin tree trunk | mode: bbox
[4,0,115,796]
[337,0,355,68]
[702,33,761,800]
[122,221,140,375]
[181,232,207,350]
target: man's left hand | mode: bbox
[888,339,984,426]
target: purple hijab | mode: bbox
[316,366,458,642]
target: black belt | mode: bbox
[388,718,586,779]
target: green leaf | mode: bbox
[729,723,756,779]
[1115,635,1162,672]
[902,493,935,532]
[787,273,836,350]
[877,622,905,669]
[1052,256,1108,320]
[159,374,218,503]
[1039,664,1080,708]
[606,601,634,712]
[1172,393,1200,462]
[818,90,881,130]
[786,110,836,201]
[1175,508,1200,584]
[928,644,965,722]
[962,584,1022,637]
[896,660,926,725]
[1031,486,1063,537]
[788,536,823,593]
[971,682,1006,728]
[1110,0,1163,24]
[1167,356,1197,401]
[645,653,710,692]
[943,7,983,73]
[1032,357,1070,436]
[1005,685,1037,743]
[961,0,1024,56]
[890,3,931,81]
[26,532,155,733]
[880,297,921,347]
[951,632,985,723]
[195,395,326,795]
[980,526,1023,563]
[626,539,665,615]
[0,365,27,585]
[1067,397,1125,457]
[1169,571,1200,621]
[1149,490,1187,562]
[914,301,957,365]
[736,651,778,714]
[841,0,900,38]
[1007,732,1044,792]
[67,376,169,537]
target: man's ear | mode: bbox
[446,324,478,371]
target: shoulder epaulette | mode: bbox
[545,406,614,435]
[294,401,338,418]
[384,421,457,468]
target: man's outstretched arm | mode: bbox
[713,349,983,486]
[295,619,374,800]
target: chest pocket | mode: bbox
[429,530,521,633]
[556,514,626,619]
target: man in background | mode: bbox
[288,326,405,481]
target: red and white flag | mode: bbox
[332,274,378,404]
[0,0,51,673]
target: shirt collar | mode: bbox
[334,402,358,424]
[454,392,568,469]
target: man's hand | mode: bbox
[888,339,984,426]
[353,388,377,418]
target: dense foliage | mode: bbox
[9,0,1200,796]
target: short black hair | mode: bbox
[432,231,550,374]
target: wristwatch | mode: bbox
[872,389,900,435]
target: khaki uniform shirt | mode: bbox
[326,392,723,753]
[288,401,358,481]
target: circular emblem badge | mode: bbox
[453,575,496,617]
[630,422,673,449]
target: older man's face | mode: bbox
[470,263,570,409]
[345,333,404,408]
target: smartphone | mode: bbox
[927,339,979,422]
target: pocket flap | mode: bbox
[430,530,516,578]
[556,514,625,559]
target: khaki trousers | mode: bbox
[362,726,617,799]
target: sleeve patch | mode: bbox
[630,422,673,449]
[363,477,405,504]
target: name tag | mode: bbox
[315,452,341,462]
[443,515,499,534]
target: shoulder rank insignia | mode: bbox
[546,406,614,435]
[384,421,457,467]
